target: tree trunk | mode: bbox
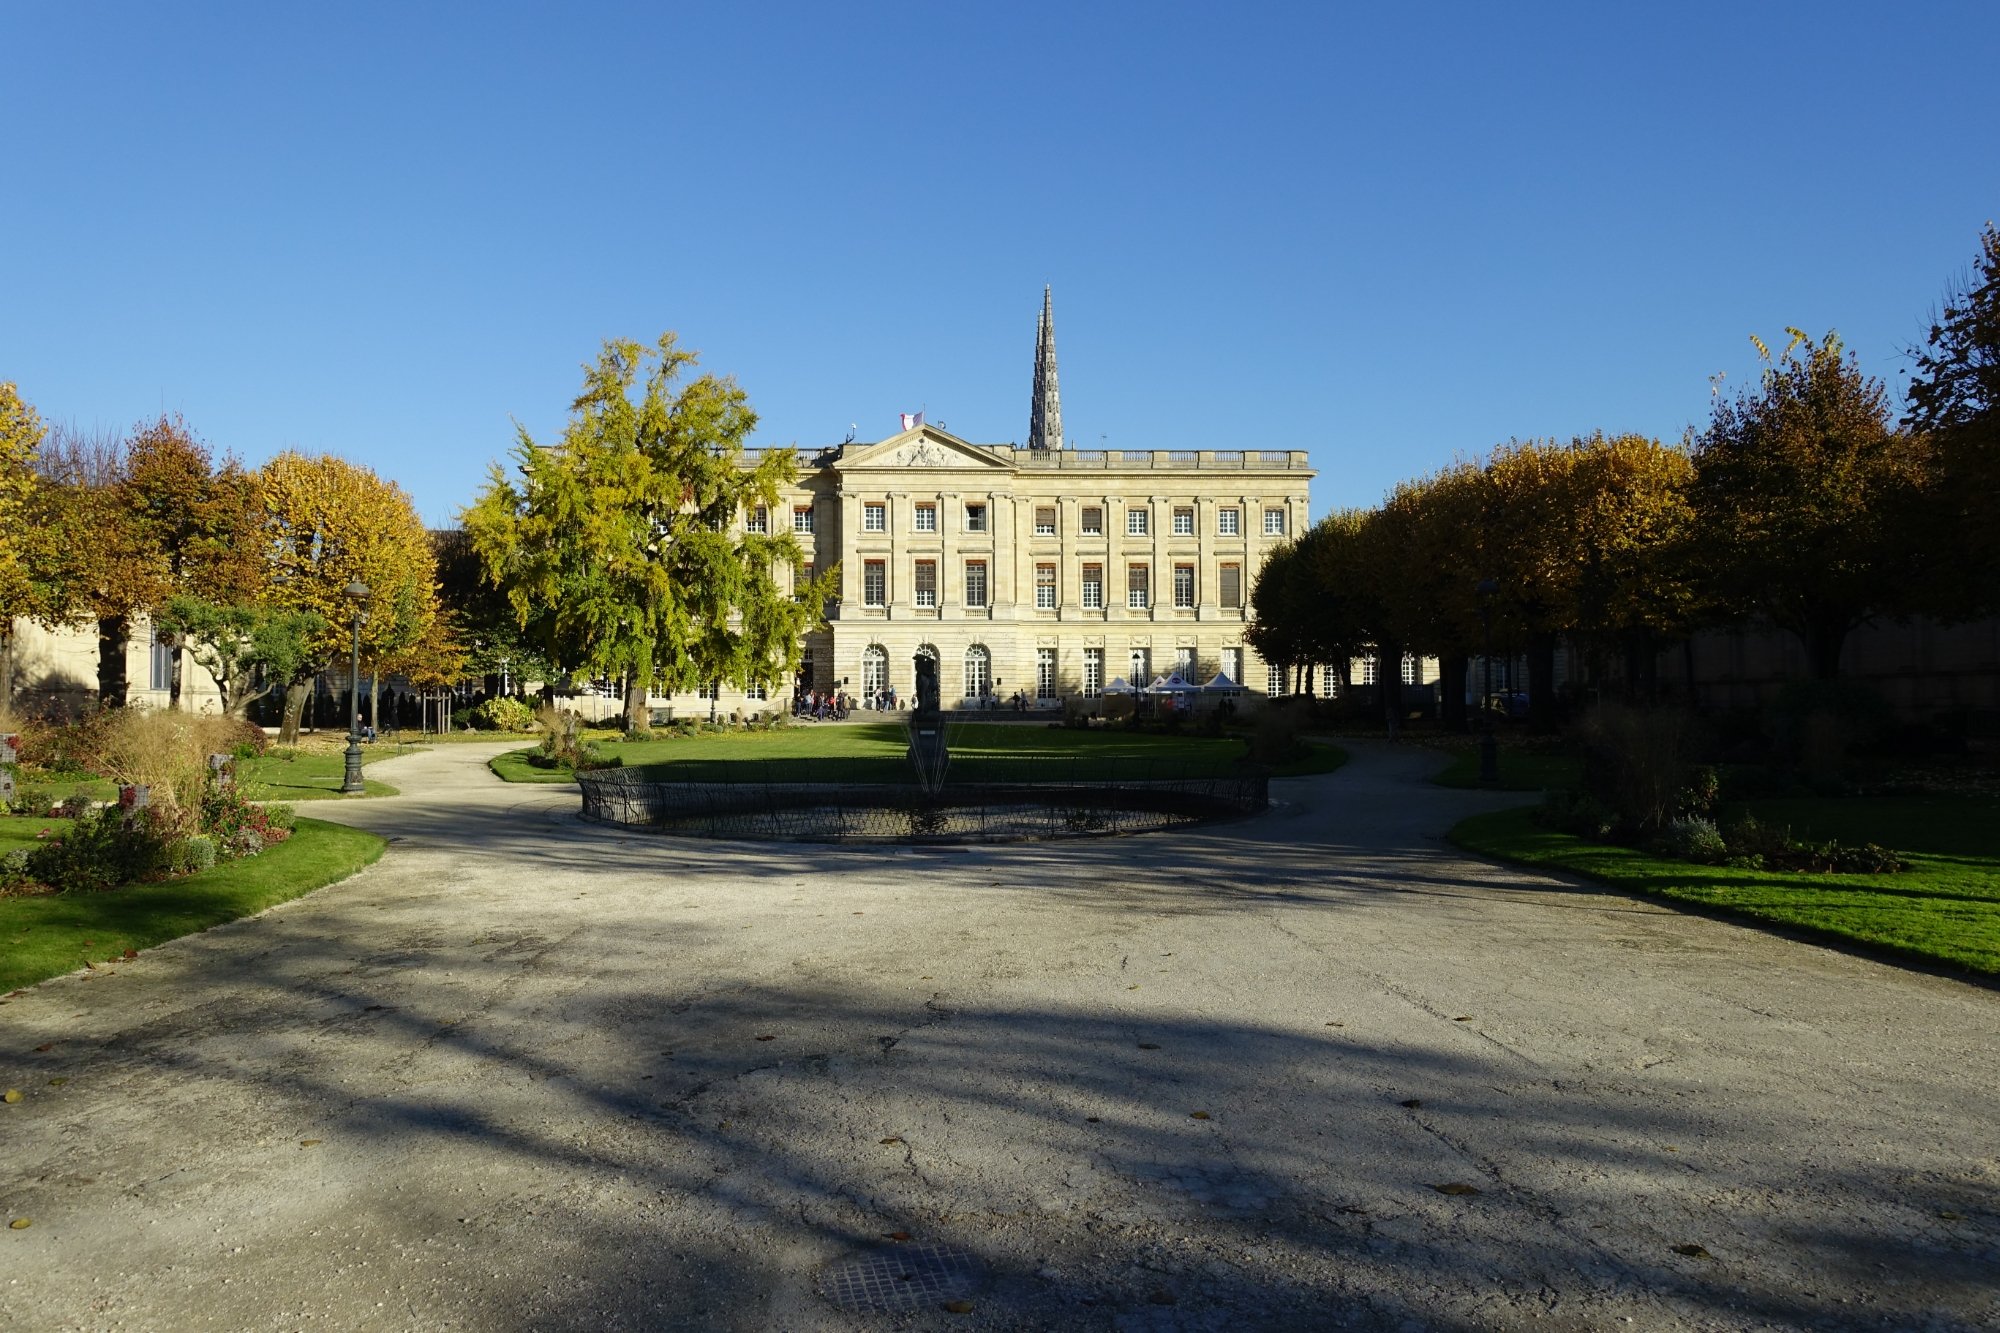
[624,675,648,732]
[97,615,130,709]
[280,679,310,745]
[368,670,381,737]
[1805,617,1850,680]
[1440,655,1469,733]
[0,622,13,715]
[169,642,184,710]
[1527,632,1558,734]
[1377,641,1403,739]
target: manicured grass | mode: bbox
[490,721,1346,785]
[1450,805,2000,976]
[0,817,387,993]
[1430,748,1582,791]
[0,816,72,855]
[1737,794,2000,859]
[13,772,117,803]
[235,747,410,800]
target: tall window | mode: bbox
[1173,564,1195,608]
[746,504,768,534]
[862,645,887,697]
[1174,646,1197,679]
[964,559,988,608]
[914,559,937,608]
[1081,563,1103,610]
[1219,563,1242,609]
[1035,563,1057,610]
[1034,506,1056,536]
[1127,507,1149,536]
[1266,663,1286,695]
[794,563,814,602]
[1130,648,1149,683]
[1036,648,1057,700]
[1083,648,1103,698]
[1081,506,1104,535]
[863,502,885,532]
[747,682,768,701]
[1172,507,1195,536]
[1359,655,1377,685]
[800,646,814,689]
[1127,564,1149,609]
[964,503,987,533]
[863,559,886,607]
[1322,664,1341,696]
[1263,508,1286,535]
[149,624,173,692]
[963,644,991,698]
[1404,654,1420,685]
[1218,507,1240,536]
[793,505,814,534]
[914,503,937,532]
[1222,647,1242,683]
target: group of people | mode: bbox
[792,689,851,721]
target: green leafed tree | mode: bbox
[154,595,324,718]
[463,334,833,730]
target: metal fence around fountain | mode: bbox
[575,753,1269,843]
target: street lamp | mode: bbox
[341,580,371,794]
[1476,578,1499,786]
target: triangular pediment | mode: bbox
[835,426,1014,472]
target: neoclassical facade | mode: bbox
[764,428,1314,708]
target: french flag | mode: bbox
[899,411,924,431]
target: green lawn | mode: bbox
[1450,802,2000,977]
[0,816,72,855]
[490,721,1346,785]
[234,746,411,800]
[0,817,387,993]
[1430,748,1582,791]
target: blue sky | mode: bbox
[4,2,1995,525]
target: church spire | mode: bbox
[1029,285,1062,451]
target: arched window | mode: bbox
[963,644,991,699]
[862,645,888,697]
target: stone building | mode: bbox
[733,288,1316,711]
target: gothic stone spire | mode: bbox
[1029,285,1062,450]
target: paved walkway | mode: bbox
[2,743,1995,1331]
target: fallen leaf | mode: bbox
[1431,1182,1481,1196]
[1137,1042,1160,1050]
[1189,1111,1211,1120]
[1399,1098,1422,1109]
[47,1078,67,1088]
[8,1219,27,1230]
[1324,1022,1343,1027]
[883,1230,911,1241]
[755,1034,776,1042]
[121,949,136,960]
[1671,1243,1710,1258]
[1085,1116,1101,1123]
[82,960,95,971]
[1453,1016,1472,1022]
[299,1139,323,1148]
[880,1136,904,1145]
[943,1300,975,1314]
[2,1090,20,1104]
[33,1043,53,1053]
[1937,1210,1964,1221]
[1126,984,1140,991]
[920,975,932,980]
[852,912,864,916]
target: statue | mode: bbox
[914,650,941,716]
[907,648,948,794]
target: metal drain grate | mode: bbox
[818,1243,982,1313]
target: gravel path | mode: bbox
[2,740,1994,1332]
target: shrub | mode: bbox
[1245,698,1312,766]
[1766,679,1896,786]
[262,803,297,832]
[166,835,218,874]
[471,697,537,732]
[0,847,34,892]
[225,826,266,858]
[199,782,278,850]
[1654,815,1727,864]
[535,704,586,765]
[573,745,623,772]
[11,789,56,817]
[25,809,167,892]
[1576,703,1705,837]
[1538,788,1618,841]
[55,795,94,820]
[78,709,247,836]
[1765,840,1910,875]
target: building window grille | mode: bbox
[862,645,887,697]
[1081,564,1103,610]
[863,560,886,607]
[914,559,937,608]
[746,504,768,534]
[914,503,937,532]
[1127,564,1149,609]
[1219,563,1242,609]
[1081,506,1104,535]
[1322,664,1341,696]
[1127,507,1149,537]
[1083,648,1103,698]
[747,682,767,701]
[149,624,173,692]
[1173,564,1195,608]
[1172,507,1194,536]
[964,560,988,608]
[793,505,814,534]
[1263,508,1286,535]
[963,645,991,698]
[1035,563,1056,610]
[1034,507,1056,536]
[1222,647,1242,683]
[863,502,885,532]
[1036,648,1057,700]
[1218,507,1240,536]
[965,503,987,533]
[1175,646,1197,678]
[1266,663,1286,695]
[1130,648,1149,683]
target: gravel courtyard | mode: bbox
[2,740,1994,1332]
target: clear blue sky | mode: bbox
[4,2,1995,526]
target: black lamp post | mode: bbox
[1477,578,1499,785]
[341,580,371,794]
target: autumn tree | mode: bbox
[1692,330,1929,679]
[1368,466,1485,731]
[0,383,47,707]
[260,452,442,743]
[1904,223,2000,618]
[464,334,832,730]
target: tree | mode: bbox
[1692,330,1929,679]
[154,596,323,718]
[1369,466,1485,732]
[1904,223,2000,618]
[260,452,442,743]
[0,383,47,708]
[464,334,833,730]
